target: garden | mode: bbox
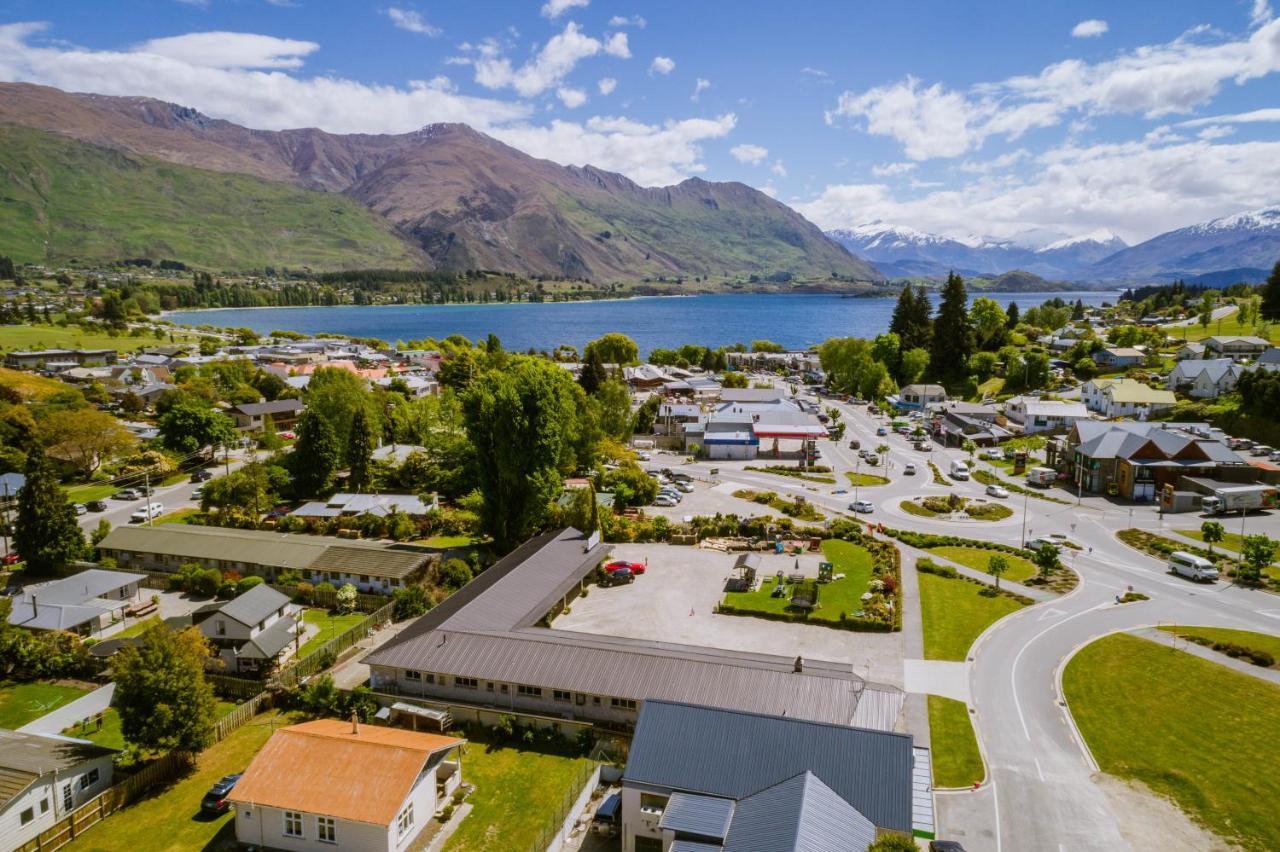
[888,528,1078,594]
[927,695,984,788]
[917,559,1030,660]
[731,489,826,522]
[899,494,1013,521]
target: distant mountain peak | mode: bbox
[1189,206,1280,234]
[1037,229,1126,253]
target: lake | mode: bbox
[165,291,1121,355]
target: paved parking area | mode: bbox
[553,543,904,687]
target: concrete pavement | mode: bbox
[19,683,115,736]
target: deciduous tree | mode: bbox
[112,624,218,753]
[1200,521,1224,556]
[583,333,639,366]
[157,402,235,455]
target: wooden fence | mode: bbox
[212,691,270,742]
[269,601,394,690]
[206,672,267,700]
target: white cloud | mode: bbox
[801,66,829,78]
[556,86,587,108]
[729,143,768,165]
[1178,106,1280,126]
[608,15,646,28]
[603,32,630,58]
[691,78,710,101]
[541,0,589,19]
[1253,0,1274,27]
[135,32,318,69]
[597,77,617,95]
[757,182,779,198]
[1197,124,1235,139]
[649,55,675,75]
[474,22,618,97]
[770,160,787,177]
[386,8,441,37]
[871,161,916,177]
[1071,19,1108,38]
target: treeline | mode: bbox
[1121,279,1259,312]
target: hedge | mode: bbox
[916,557,1035,605]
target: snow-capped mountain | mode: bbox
[1090,206,1280,282]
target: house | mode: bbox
[893,384,946,411]
[7,569,146,635]
[1203,335,1270,361]
[1167,358,1244,399]
[228,398,306,432]
[653,403,702,436]
[291,492,439,520]
[0,729,116,850]
[1081,378,1176,419]
[620,700,915,852]
[1255,347,1280,372]
[936,410,1013,447]
[1175,342,1206,361]
[192,584,301,673]
[3,349,117,370]
[228,719,465,852]
[370,444,427,465]
[1003,397,1090,434]
[98,525,435,595]
[1091,347,1145,369]
[374,375,438,397]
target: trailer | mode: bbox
[1178,477,1277,515]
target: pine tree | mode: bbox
[930,272,975,384]
[579,346,608,395]
[13,451,85,575]
[290,411,339,497]
[1006,301,1020,328]
[347,407,375,492]
[889,284,932,352]
[1262,260,1280,321]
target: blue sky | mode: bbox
[2,0,1279,245]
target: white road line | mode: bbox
[1010,602,1109,741]
[1034,757,1045,782]
[992,779,1002,852]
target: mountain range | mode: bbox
[0,82,878,283]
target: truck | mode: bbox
[1200,486,1276,515]
[949,459,970,481]
[1026,466,1057,487]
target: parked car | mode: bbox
[605,560,646,575]
[73,503,88,515]
[200,774,242,815]
[599,567,635,587]
[636,451,651,461]
[1250,444,1274,457]
[914,441,932,451]
[654,494,679,507]
[190,468,214,482]
[849,439,861,450]
[129,502,165,523]
[592,793,622,836]
[86,500,108,512]
[675,481,695,493]
[985,484,1010,499]
[112,488,142,501]
[850,500,875,513]
[191,487,204,501]
[904,463,917,475]
[2,553,20,566]
[876,426,888,436]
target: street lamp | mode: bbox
[1020,487,1030,548]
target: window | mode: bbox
[317,815,336,843]
[592,696,601,705]
[610,697,637,710]
[397,803,415,837]
[455,676,478,689]
[405,669,421,681]
[39,798,49,814]
[284,811,303,838]
[639,793,668,815]
[553,689,571,703]
[62,784,72,812]
[20,807,34,825]
[517,684,542,697]
[425,673,437,685]
[216,620,226,636]
[485,682,495,692]
[80,768,100,790]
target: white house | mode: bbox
[1082,378,1176,419]
[1166,358,1244,399]
[0,729,116,849]
[1203,335,1270,361]
[229,719,466,852]
[894,384,946,411]
[7,569,146,636]
[191,584,301,674]
[1175,342,1206,361]
[1003,396,1090,434]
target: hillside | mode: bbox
[1090,208,1280,281]
[0,125,425,271]
[0,83,879,284]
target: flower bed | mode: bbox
[731,489,826,521]
[927,461,951,486]
[899,495,1012,521]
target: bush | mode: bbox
[236,575,265,594]
[437,558,473,591]
[392,584,431,621]
[190,567,223,597]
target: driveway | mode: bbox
[19,683,115,736]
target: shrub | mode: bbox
[190,567,223,597]
[392,585,431,621]
[236,575,265,594]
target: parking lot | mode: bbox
[553,543,904,687]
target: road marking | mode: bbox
[1011,603,1109,741]
[1033,757,1044,782]
[992,778,1002,852]
[1037,607,1068,621]
[1257,609,1280,620]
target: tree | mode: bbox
[335,583,358,613]
[290,411,340,498]
[1238,534,1276,584]
[987,554,1009,590]
[871,332,901,379]
[1032,543,1060,577]
[1262,260,1280,321]
[1005,301,1020,328]
[437,558,474,591]
[969,351,998,381]
[158,402,235,455]
[393,584,431,620]
[594,379,633,440]
[307,367,379,456]
[899,347,930,385]
[889,283,932,352]
[633,395,660,435]
[578,346,608,395]
[201,462,287,521]
[970,297,1008,350]
[961,439,977,460]
[867,836,919,852]
[930,272,975,384]
[346,407,375,492]
[119,391,145,417]
[38,407,136,477]
[583,333,639,366]
[112,624,218,753]
[1200,520,1225,556]
[1197,292,1215,330]
[751,339,784,353]
[13,451,85,575]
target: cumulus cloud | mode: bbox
[597,77,617,95]
[729,143,768,165]
[603,32,630,58]
[135,31,318,69]
[1253,0,1274,27]
[608,14,646,28]
[473,22,623,97]
[691,78,710,101]
[386,8,441,37]
[556,86,587,108]
[770,160,787,177]
[1071,19,1108,38]
[871,161,916,177]
[649,55,675,75]
[541,0,589,19]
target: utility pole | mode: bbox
[1,482,10,558]
[224,442,231,476]
[1020,487,1030,548]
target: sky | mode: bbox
[1,0,1279,247]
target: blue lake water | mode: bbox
[166,291,1121,355]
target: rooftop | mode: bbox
[0,729,115,811]
[8,569,146,631]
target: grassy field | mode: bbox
[0,681,92,728]
[1063,633,1280,851]
[927,546,1039,584]
[444,742,595,852]
[419,535,478,549]
[1157,625,1280,664]
[68,710,298,852]
[62,701,238,751]
[1164,307,1280,343]
[112,615,162,639]
[927,695,985,788]
[0,364,72,398]
[0,324,191,354]
[844,472,890,487]
[296,608,369,659]
[1174,528,1280,581]
[918,572,1027,661]
[721,540,877,623]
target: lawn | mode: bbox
[1156,625,1280,666]
[918,572,1026,661]
[62,701,238,751]
[419,535,477,549]
[0,365,69,399]
[66,482,124,503]
[927,695,984,788]
[1063,633,1280,851]
[296,608,369,659]
[927,546,1038,584]
[157,508,203,525]
[444,742,595,852]
[1172,528,1280,582]
[112,615,162,639]
[720,540,877,623]
[0,323,194,354]
[844,472,890,487]
[68,710,297,852]
[1164,307,1280,343]
[0,680,92,728]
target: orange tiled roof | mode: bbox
[227,719,464,826]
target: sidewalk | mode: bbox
[19,683,115,736]
[1132,627,1280,686]
[329,619,413,690]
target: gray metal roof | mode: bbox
[0,730,115,811]
[669,842,723,852]
[230,399,305,416]
[237,616,298,660]
[724,771,876,852]
[623,700,914,834]
[661,792,736,839]
[217,584,291,627]
[8,570,146,631]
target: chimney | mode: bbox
[793,655,803,673]
[351,711,359,735]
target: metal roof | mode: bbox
[237,616,299,660]
[8,570,147,631]
[0,730,115,811]
[217,584,291,627]
[623,700,914,834]
[724,771,877,852]
[661,792,736,839]
[309,545,432,579]
[230,399,305,417]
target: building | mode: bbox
[1081,378,1176,419]
[291,492,438,520]
[1166,358,1244,399]
[192,584,301,674]
[365,529,902,730]
[1091,347,1145,369]
[1175,342,1206,361]
[936,410,1012,447]
[620,700,914,852]
[228,399,306,432]
[228,719,465,852]
[0,729,116,849]
[3,349,117,370]
[98,526,434,594]
[1255,347,1280,372]
[892,384,946,411]
[1203,335,1270,361]
[1003,396,1090,434]
[7,569,146,635]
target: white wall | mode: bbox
[235,804,392,852]
[0,755,113,850]
[544,764,601,852]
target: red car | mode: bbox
[604,560,646,575]
[2,553,20,566]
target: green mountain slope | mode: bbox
[0,125,424,271]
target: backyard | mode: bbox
[296,608,369,659]
[926,546,1039,584]
[720,540,878,624]
[927,695,984,788]
[1063,633,1280,851]
[0,323,197,354]
[62,701,239,751]
[918,570,1027,661]
[0,680,91,728]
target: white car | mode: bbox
[637,451,651,461]
[903,463,917,475]
[654,494,679,507]
[985,484,1010,499]
[850,500,875,513]
[675,481,695,493]
[130,502,165,523]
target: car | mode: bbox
[265,505,292,519]
[669,472,693,483]
[1,553,20,566]
[654,494,679,507]
[86,500,108,512]
[832,488,849,495]
[849,439,861,450]
[1025,537,1060,552]
[605,560,646,575]
[200,774,242,815]
[190,469,214,482]
[277,431,296,440]
[191,487,204,501]
[1250,444,1274,457]
[73,503,88,515]
[592,793,622,836]
[850,500,875,513]
[1270,450,1280,463]
[129,502,165,523]
[903,463,917,475]
[599,567,635,587]
[981,449,1003,461]
[876,426,888,436]
[636,451,651,461]
[1168,551,1219,582]
[112,489,141,501]
[985,484,1010,499]
[914,441,931,451]
[929,842,968,852]
[863,454,880,466]
[675,481,695,493]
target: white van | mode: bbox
[130,502,165,523]
[949,460,970,481]
[1168,551,1218,582]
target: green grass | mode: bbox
[112,615,162,639]
[1063,633,1280,851]
[157,508,203,525]
[1164,306,1280,343]
[66,482,122,503]
[0,364,72,397]
[0,125,422,271]
[720,540,877,623]
[62,701,238,751]
[927,695,984,788]
[899,498,1013,522]
[927,546,1038,583]
[419,535,478,549]
[918,572,1026,661]
[296,608,369,659]
[444,743,595,852]
[0,324,192,355]
[844,472,890,486]
[1168,528,1280,583]
[731,489,825,521]
[1157,625,1280,664]
[0,681,92,728]
[68,710,298,852]
[973,376,1005,400]
[744,465,836,483]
